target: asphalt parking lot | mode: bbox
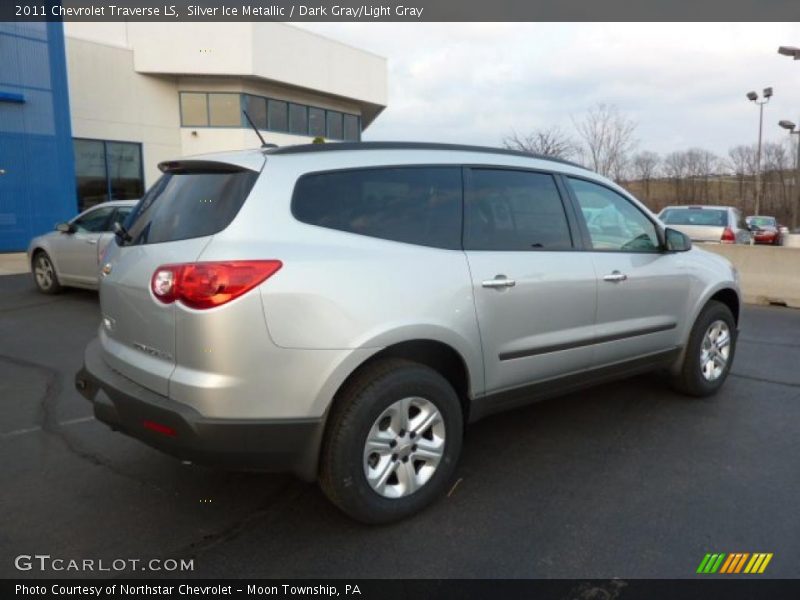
[1,272,799,579]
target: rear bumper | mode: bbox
[75,338,324,480]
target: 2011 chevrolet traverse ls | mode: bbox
[76,142,740,523]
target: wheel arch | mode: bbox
[298,338,476,482]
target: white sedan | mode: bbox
[27,200,138,294]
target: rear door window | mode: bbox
[292,167,463,249]
[464,169,573,251]
[121,168,258,245]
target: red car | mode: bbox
[746,216,783,245]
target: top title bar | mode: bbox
[4,0,799,22]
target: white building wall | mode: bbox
[63,23,387,188]
[65,36,182,186]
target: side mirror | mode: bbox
[55,222,75,234]
[664,227,692,252]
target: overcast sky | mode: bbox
[299,23,800,159]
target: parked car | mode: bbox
[27,200,138,293]
[75,143,741,523]
[746,215,783,245]
[657,205,751,244]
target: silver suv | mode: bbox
[76,143,741,523]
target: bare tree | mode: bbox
[572,103,637,179]
[502,127,578,160]
[727,145,757,208]
[631,151,660,201]
[683,148,719,203]
[762,141,791,219]
[663,151,688,200]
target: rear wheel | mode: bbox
[32,251,62,294]
[672,300,736,397]
[319,358,463,524]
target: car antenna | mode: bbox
[242,110,276,149]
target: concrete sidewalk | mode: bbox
[0,253,28,276]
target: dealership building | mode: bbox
[0,22,387,251]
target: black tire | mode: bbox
[671,300,736,397]
[319,358,463,524]
[32,250,63,295]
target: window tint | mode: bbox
[326,111,343,139]
[464,169,572,251]
[292,167,462,249]
[180,93,208,126]
[268,99,288,132]
[73,206,115,233]
[122,170,258,246]
[288,103,308,135]
[74,139,143,210]
[243,94,267,129]
[569,178,660,252]
[106,142,144,201]
[660,208,727,227]
[309,107,326,137]
[343,114,360,141]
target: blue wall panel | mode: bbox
[0,22,76,252]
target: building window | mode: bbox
[309,107,326,137]
[73,139,143,211]
[178,92,361,141]
[343,114,360,141]
[289,103,308,135]
[243,94,267,129]
[326,111,343,140]
[208,93,241,127]
[268,99,288,132]
[180,92,208,127]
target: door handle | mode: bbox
[482,275,516,289]
[603,271,628,283]
[85,239,98,245]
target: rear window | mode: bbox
[292,167,463,250]
[660,208,727,227]
[121,169,258,245]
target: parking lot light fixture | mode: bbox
[778,46,800,59]
[747,89,772,216]
[778,119,800,230]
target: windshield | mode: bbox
[660,208,727,227]
[748,216,776,228]
[120,169,258,246]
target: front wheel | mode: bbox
[671,300,736,397]
[32,251,62,294]
[319,359,463,524]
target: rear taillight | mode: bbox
[151,260,282,309]
[721,228,736,243]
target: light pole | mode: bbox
[778,46,800,230]
[747,87,773,216]
[779,119,800,231]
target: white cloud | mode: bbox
[298,22,800,158]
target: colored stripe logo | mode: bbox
[696,553,773,574]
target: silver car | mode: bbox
[658,205,752,244]
[27,200,137,293]
[75,143,740,523]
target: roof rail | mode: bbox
[264,141,588,170]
